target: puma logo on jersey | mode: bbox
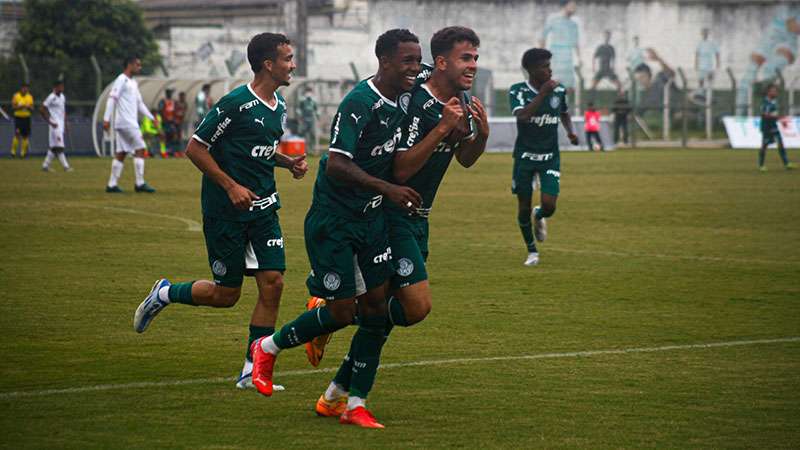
[216,107,224,115]
[254,117,265,127]
[351,113,362,124]
[380,118,389,127]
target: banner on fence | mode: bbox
[723,116,800,149]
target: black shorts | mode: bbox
[14,117,31,137]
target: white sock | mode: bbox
[57,152,70,169]
[347,396,365,411]
[324,382,348,401]
[259,335,280,355]
[108,159,124,187]
[133,157,145,186]
[42,150,55,168]
[157,286,171,303]
[241,358,253,375]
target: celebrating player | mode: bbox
[758,84,796,171]
[250,29,423,429]
[509,48,578,266]
[103,56,158,193]
[133,33,308,390]
[40,80,73,172]
[312,25,489,419]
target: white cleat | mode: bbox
[524,252,540,266]
[236,359,285,391]
[533,207,547,242]
[134,278,171,333]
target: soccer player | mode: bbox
[758,84,795,171]
[40,80,72,172]
[10,82,34,158]
[133,33,309,390]
[509,48,579,266]
[695,28,720,89]
[584,102,603,151]
[540,0,580,96]
[590,30,621,93]
[312,26,489,420]
[250,29,423,429]
[103,56,158,193]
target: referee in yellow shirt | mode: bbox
[11,83,34,158]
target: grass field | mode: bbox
[1,148,799,449]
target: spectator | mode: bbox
[158,88,178,157]
[296,85,319,153]
[591,30,622,93]
[174,91,188,156]
[195,83,212,127]
[612,91,631,144]
[584,102,604,151]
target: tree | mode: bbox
[7,0,161,101]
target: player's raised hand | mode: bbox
[385,184,422,213]
[440,97,464,132]
[540,80,558,96]
[469,96,490,138]
[290,154,308,179]
[227,183,260,210]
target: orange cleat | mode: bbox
[304,297,333,367]
[250,337,277,397]
[339,406,385,429]
[315,394,347,417]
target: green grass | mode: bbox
[1,149,799,449]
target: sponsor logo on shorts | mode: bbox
[249,192,279,211]
[323,272,341,291]
[546,169,560,178]
[210,116,232,144]
[266,237,283,247]
[373,247,392,264]
[362,194,383,213]
[397,258,414,277]
[239,99,258,112]
[212,260,227,276]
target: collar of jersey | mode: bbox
[421,83,446,105]
[367,79,397,107]
[525,81,539,95]
[247,82,278,111]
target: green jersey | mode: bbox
[761,97,778,133]
[509,81,568,158]
[312,78,404,220]
[392,83,458,218]
[193,83,287,222]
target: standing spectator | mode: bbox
[10,82,34,158]
[591,30,622,93]
[695,28,720,88]
[612,91,631,144]
[296,85,319,153]
[627,36,646,74]
[540,0,580,96]
[158,88,178,157]
[174,91,188,155]
[584,102,604,151]
[195,83,212,127]
[40,80,72,172]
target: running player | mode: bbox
[103,56,157,193]
[250,29,423,429]
[313,26,489,420]
[133,33,308,390]
[759,84,795,171]
[40,80,72,172]
[509,48,579,266]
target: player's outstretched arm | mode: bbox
[394,98,463,183]
[456,97,489,168]
[515,80,558,122]
[186,138,258,210]
[327,152,421,212]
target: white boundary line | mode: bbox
[1,337,798,400]
[90,206,202,232]
[548,246,799,266]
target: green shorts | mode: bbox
[203,213,285,288]
[388,213,429,290]
[305,208,394,301]
[762,128,782,146]
[512,154,560,197]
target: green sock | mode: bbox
[334,309,396,392]
[168,282,196,305]
[273,306,346,349]
[246,325,274,361]
[387,296,409,327]
[778,146,789,165]
[518,211,536,253]
[758,148,766,167]
[347,314,387,399]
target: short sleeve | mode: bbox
[561,91,569,114]
[509,87,526,114]
[328,98,371,158]
[193,96,235,148]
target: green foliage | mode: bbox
[6,0,161,101]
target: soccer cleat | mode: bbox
[134,278,171,333]
[235,359,285,391]
[42,166,53,172]
[524,252,540,266]
[758,166,768,172]
[315,394,348,417]
[250,337,277,397]
[106,185,123,193]
[340,406,385,429]
[785,162,797,170]
[135,183,156,193]
[305,297,332,367]
[532,207,547,242]
[64,167,74,172]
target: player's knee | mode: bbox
[404,298,431,325]
[542,203,556,217]
[212,287,241,307]
[261,271,284,291]
[327,301,357,326]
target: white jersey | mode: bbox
[103,73,154,129]
[43,92,66,127]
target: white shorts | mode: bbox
[114,127,146,154]
[49,124,64,149]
